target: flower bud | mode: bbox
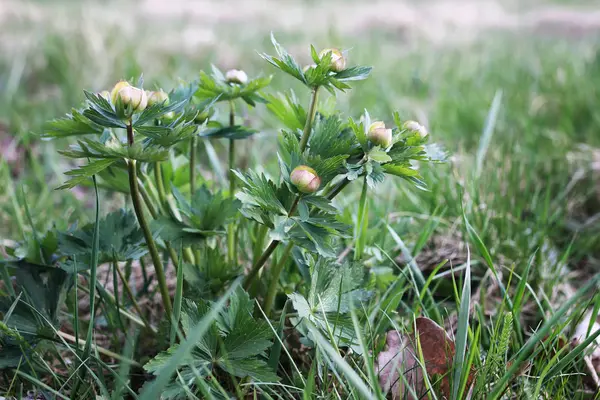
[110,80,131,104]
[403,120,428,138]
[117,86,148,112]
[367,121,393,148]
[99,90,110,101]
[194,107,215,124]
[318,48,346,72]
[303,64,317,73]
[290,165,321,193]
[225,69,248,85]
[163,111,176,121]
[146,90,169,106]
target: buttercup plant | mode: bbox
[1,34,445,398]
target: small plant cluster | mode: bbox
[1,34,597,400]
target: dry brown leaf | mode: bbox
[571,310,600,381]
[376,317,476,399]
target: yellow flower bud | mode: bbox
[110,80,131,104]
[117,86,148,112]
[147,90,169,106]
[403,120,428,138]
[368,121,393,147]
[99,90,110,101]
[318,48,346,72]
[303,64,317,73]
[290,165,321,193]
[225,69,248,85]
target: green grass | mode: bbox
[1,0,600,398]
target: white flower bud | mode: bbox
[117,86,148,112]
[318,48,346,72]
[368,121,393,148]
[403,120,428,138]
[225,69,248,85]
[110,80,131,104]
[290,165,321,193]
[147,90,169,106]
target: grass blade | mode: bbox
[452,246,471,400]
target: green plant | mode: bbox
[1,30,599,400]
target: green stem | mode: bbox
[127,123,172,318]
[152,162,195,265]
[263,242,293,317]
[114,260,152,331]
[228,100,236,264]
[299,88,319,151]
[190,136,197,197]
[139,177,181,270]
[354,176,369,261]
[243,196,300,291]
[154,162,168,210]
[243,87,319,290]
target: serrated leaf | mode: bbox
[334,66,373,82]
[234,170,288,216]
[368,148,392,163]
[57,209,147,264]
[218,358,279,383]
[57,159,117,189]
[199,125,257,140]
[43,109,105,138]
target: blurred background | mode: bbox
[1,0,599,282]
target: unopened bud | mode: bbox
[117,86,148,112]
[290,165,321,193]
[225,69,248,85]
[99,90,110,101]
[147,90,169,106]
[194,107,215,124]
[303,64,317,73]
[163,111,176,121]
[319,48,346,72]
[403,120,428,138]
[110,80,131,104]
[367,121,393,148]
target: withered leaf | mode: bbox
[376,317,476,399]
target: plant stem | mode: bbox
[243,87,320,290]
[138,177,183,269]
[127,123,172,318]
[263,242,293,316]
[354,176,369,261]
[228,100,237,264]
[154,162,168,212]
[114,260,152,331]
[243,196,300,291]
[299,88,319,151]
[189,136,197,197]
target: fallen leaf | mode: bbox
[376,317,476,399]
[571,310,600,378]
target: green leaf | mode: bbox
[234,170,288,216]
[219,358,279,383]
[194,67,272,104]
[135,82,198,126]
[368,148,392,163]
[135,122,198,147]
[259,33,307,85]
[199,125,257,140]
[0,260,69,338]
[334,66,373,82]
[57,159,117,189]
[265,91,306,131]
[43,109,105,138]
[57,209,147,265]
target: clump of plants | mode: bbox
[1,34,598,399]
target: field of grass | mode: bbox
[1,0,600,398]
